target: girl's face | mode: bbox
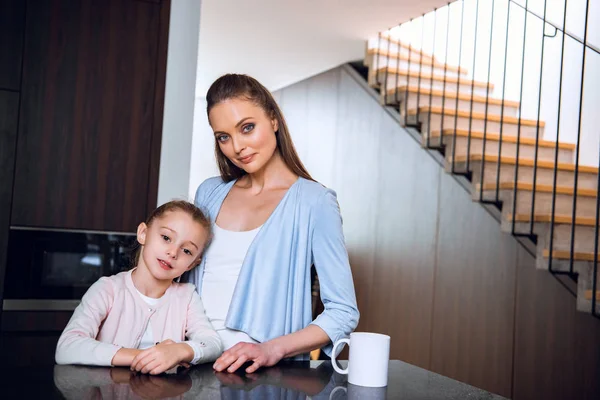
[136,210,208,280]
[209,98,279,175]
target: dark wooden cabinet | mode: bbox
[0,92,20,304]
[10,0,169,232]
[0,0,25,90]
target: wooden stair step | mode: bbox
[410,106,545,127]
[433,130,573,149]
[481,182,597,197]
[366,48,465,74]
[388,86,518,108]
[376,67,492,89]
[370,35,436,61]
[543,249,600,262]
[457,154,598,173]
[509,213,599,226]
[583,290,600,301]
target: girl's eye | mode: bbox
[217,134,229,143]
[162,235,170,242]
[183,249,192,256]
[242,123,254,133]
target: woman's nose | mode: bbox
[231,136,246,154]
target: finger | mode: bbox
[142,359,162,374]
[245,360,262,374]
[213,352,238,372]
[131,350,153,371]
[136,354,158,373]
[226,354,249,373]
[161,339,175,345]
[149,363,168,375]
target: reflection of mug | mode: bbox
[329,384,387,400]
[331,332,390,387]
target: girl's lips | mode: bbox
[158,259,172,270]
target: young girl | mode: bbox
[55,200,223,374]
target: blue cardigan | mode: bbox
[187,176,359,357]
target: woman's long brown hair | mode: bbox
[206,74,313,182]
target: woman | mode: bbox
[188,74,359,374]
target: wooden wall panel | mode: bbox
[513,247,600,400]
[430,172,517,397]
[0,0,25,90]
[11,0,163,231]
[0,91,20,312]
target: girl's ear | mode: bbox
[137,222,148,245]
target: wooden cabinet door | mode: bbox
[11,0,168,232]
[0,0,25,90]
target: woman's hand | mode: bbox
[130,340,194,375]
[213,342,285,374]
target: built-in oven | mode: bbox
[2,227,137,311]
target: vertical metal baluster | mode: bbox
[594,142,600,315]
[479,0,496,202]
[376,32,383,87]
[548,0,570,275]
[495,0,512,202]
[383,26,394,101]
[530,0,549,235]
[439,4,451,148]
[395,19,413,106]
[510,0,529,236]
[568,0,590,276]
[405,18,416,125]
[451,0,466,172]
[466,0,480,173]
[415,14,426,127]
[426,9,438,147]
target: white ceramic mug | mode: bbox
[331,332,390,387]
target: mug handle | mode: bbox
[331,338,350,375]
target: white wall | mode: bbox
[157,0,202,206]
[390,0,600,166]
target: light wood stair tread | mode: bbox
[583,290,600,301]
[409,106,546,127]
[459,154,598,174]
[509,213,599,226]
[367,48,465,74]
[387,85,519,107]
[543,249,600,263]
[480,182,596,197]
[376,67,492,89]
[433,129,574,149]
[376,35,436,60]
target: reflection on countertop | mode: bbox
[0,360,506,400]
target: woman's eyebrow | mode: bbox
[214,117,253,135]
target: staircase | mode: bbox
[363,33,599,315]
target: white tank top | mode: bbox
[201,223,261,350]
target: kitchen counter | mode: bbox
[0,360,506,399]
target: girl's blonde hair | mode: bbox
[206,74,313,183]
[133,200,212,268]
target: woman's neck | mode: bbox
[241,151,298,193]
[131,265,171,298]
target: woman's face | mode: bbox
[209,98,279,174]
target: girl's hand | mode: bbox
[213,342,285,374]
[130,340,193,375]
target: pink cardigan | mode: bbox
[55,269,223,366]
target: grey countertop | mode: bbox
[0,360,507,399]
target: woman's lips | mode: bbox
[238,154,255,164]
[158,259,172,270]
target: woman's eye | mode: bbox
[217,134,229,143]
[242,123,254,133]
[183,249,192,256]
[162,235,170,242]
